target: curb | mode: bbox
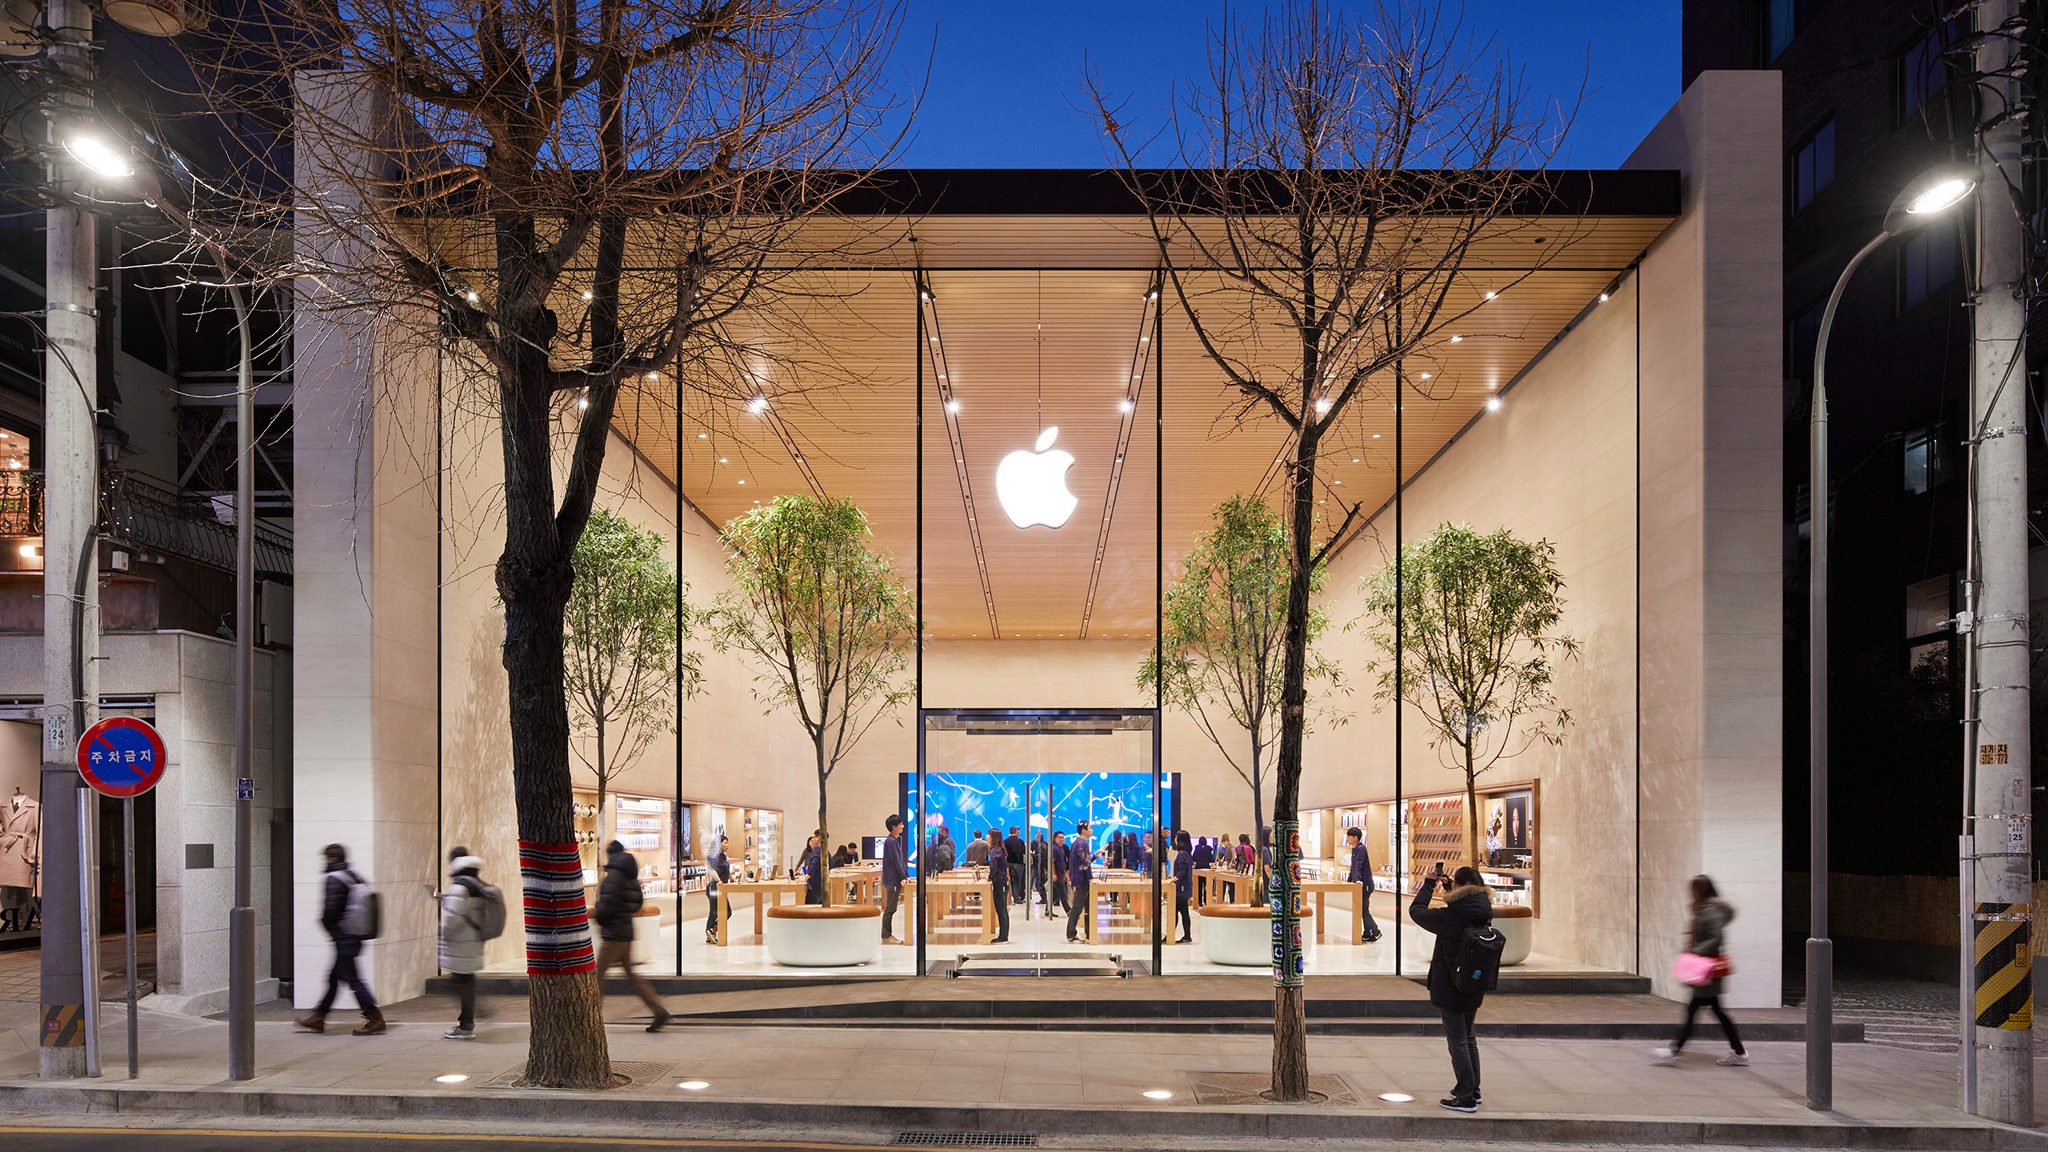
[659,1016,1867,1041]
[0,1080,2038,1150]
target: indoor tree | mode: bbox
[565,509,698,844]
[1140,495,1342,903]
[1088,0,1565,1100]
[1359,522,1577,863]
[715,495,914,908]
[181,0,903,1087]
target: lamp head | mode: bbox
[1883,163,1978,233]
[62,132,133,180]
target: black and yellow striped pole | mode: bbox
[1972,902,2033,1035]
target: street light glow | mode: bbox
[1906,178,1973,217]
[746,395,770,415]
[63,134,132,179]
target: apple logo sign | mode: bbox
[995,426,1078,529]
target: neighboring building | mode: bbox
[1685,0,2048,974]
[0,22,295,1012]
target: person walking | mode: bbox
[985,829,1012,943]
[1065,820,1095,943]
[799,832,823,905]
[1345,826,1384,943]
[927,825,956,874]
[1030,834,1049,906]
[704,834,730,944]
[1171,831,1194,943]
[594,840,671,1032]
[1191,835,1214,906]
[1049,830,1071,914]
[881,813,908,944]
[296,843,384,1035]
[1411,862,1493,1112]
[438,852,490,1039]
[1004,827,1027,904]
[1653,875,1748,1066]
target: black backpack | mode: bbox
[1450,923,1505,994]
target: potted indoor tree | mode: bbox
[1141,496,1341,963]
[1358,522,1575,965]
[716,495,913,966]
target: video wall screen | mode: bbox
[902,771,1180,871]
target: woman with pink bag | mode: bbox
[1652,875,1748,1066]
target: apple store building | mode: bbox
[293,75,1788,1010]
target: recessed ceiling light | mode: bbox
[1372,433,1381,440]
[746,395,769,415]
[648,370,661,381]
[676,1080,710,1091]
[1333,479,1342,486]
[465,291,480,303]
[580,290,593,301]
[737,479,747,485]
[1449,335,1464,344]
[1483,290,1498,301]
[1419,372,1432,380]
[1314,397,1333,416]
[718,457,728,464]
[1352,457,1361,464]
[1119,399,1135,414]
[697,432,708,439]
[1598,292,1610,303]
[434,1074,469,1084]
[575,395,588,411]
[1486,397,1502,412]
[946,399,960,415]
[1379,1091,1414,1103]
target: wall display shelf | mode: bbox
[1304,780,1541,915]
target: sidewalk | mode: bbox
[0,992,2042,1148]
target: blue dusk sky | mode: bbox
[885,2,1682,170]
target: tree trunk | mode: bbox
[1249,750,1268,906]
[816,737,832,908]
[1465,742,1479,867]
[1268,417,1321,1103]
[595,720,608,847]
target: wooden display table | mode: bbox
[713,879,803,945]
[1075,876,1169,943]
[1298,879,1379,944]
[918,876,997,944]
[1195,867,1257,908]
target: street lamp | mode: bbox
[1807,162,1976,1112]
[61,133,132,179]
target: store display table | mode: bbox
[1195,867,1256,908]
[1298,879,1374,944]
[1078,877,1169,944]
[713,879,805,945]
[918,876,997,944]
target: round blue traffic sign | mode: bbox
[76,716,167,798]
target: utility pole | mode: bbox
[38,0,100,1082]
[1965,0,2035,1125]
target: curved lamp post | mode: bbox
[1807,162,1976,1111]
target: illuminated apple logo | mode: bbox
[995,426,1078,529]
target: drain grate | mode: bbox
[891,1133,1039,1148]
[1186,1071,1358,1106]
[482,1060,672,1090]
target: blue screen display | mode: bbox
[902,772,1178,870]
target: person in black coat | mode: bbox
[296,843,384,1035]
[1004,827,1027,904]
[594,841,671,1031]
[1171,830,1194,943]
[984,829,1011,943]
[1410,863,1493,1112]
[1345,827,1384,943]
[705,834,730,944]
[881,814,908,943]
[1048,831,1070,914]
[1190,836,1215,906]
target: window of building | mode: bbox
[1791,119,1835,213]
[1904,575,1952,639]
[1766,0,1808,61]
[1899,21,1958,125]
[1898,225,1959,310]
[1902,426,1950,495]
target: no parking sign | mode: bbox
[75,716,167,798]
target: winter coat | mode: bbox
[439,861,487,974]
[1173,849,1193,900]
[1004,835,1026,869]
[1409,878,1495,1013]
[320,857,362,942]
[801,845,823,904]
[987,841,1009,901]
[1347,842,1373,885]
[1192,841,1215,870]
[963,838,989,868]
[1686,897,1737,997]
[927,834,956,874]
[593,849,642,943]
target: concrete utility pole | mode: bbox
[38,0,100,1082]
[1965,0,2035,1126]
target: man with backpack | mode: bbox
[439,850,505,1039]
[297,843,384,1035]
[1410,862,1501,1113]
[594,839,671,1031]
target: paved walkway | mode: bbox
[0,992,2042,1147]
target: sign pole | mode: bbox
[76,787,97,1077]
[122,795,135,1079]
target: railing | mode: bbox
[0,471,41,536]
[0,469,292,578]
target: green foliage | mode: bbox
[714,495,914,903]
[1140,496,1342,858]
[1358,522,1576,860]
[563,509,688,819]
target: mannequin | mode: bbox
[0,784,39,913]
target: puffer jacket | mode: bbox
[1687,897,1736,997]
[439,858,487,974]
[592,849,642,943]
[1410,878,1495,1012]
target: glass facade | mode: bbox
[437,227,1649,985]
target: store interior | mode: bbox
[440,230,1659,980]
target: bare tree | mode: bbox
[179,0,904,1088]
[1089,0,1567,1102]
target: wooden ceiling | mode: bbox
[645,203,1672,641]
